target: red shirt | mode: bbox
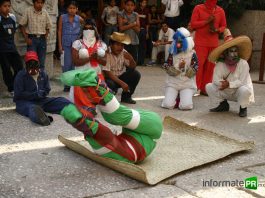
[191,4,226,47]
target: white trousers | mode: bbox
[151,44,171,62]
[161,87,194,110]
[206,83,252,108]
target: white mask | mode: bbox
[83,29,96,47]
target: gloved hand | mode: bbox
[38,89,46,98]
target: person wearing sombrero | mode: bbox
[206,29,254,117]
[102,32,141,104]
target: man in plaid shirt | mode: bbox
[19,0,52,69]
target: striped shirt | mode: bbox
[19,7,52,35]
[103,48,130,76]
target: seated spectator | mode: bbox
[13,51,71,126]
[147,21,174,65]
[103,32,141,104]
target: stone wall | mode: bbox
[229,10,265,70]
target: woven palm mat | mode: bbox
[58,116,254,185]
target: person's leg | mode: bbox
[27,36,37,52]
[236,86,252,109]
[164,44,171,61]
[37,37,47,69]
[161,86,178,109]
[0,53,15,92]
[201,47,215,94]
[41,97,72,114]
[137,28,147,65]
[9,51,24,80]
[119,69,141,100]
[206,83,230,112]
[62,45,73,91]
[195,45,208,93]
[103,25,112,46]
[179,88,194,110]
[16,101,50,125]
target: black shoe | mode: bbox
[210,100,230,112]
[239,106,247,117]
[33,106,51,126]
[121,97,136,104]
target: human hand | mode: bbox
[219,80,229,90]
[121,82,129,92]
[59,46,64,54]
[26,38,32,46]
[179,60,186,69]
[206,15,215,24]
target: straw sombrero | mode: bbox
[110,32,131,45]
[208,29,252,63]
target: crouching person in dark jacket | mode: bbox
[14,51,71,126]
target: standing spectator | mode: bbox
[19,0,52,69]
[161,0,183,31]
[103,32,141,104]
[58,1,83,92]
[118,0,140,62]
[101,0,119,46]
[54,0,67,60]
[147,21,174,65]
[14,51,71,126]
[190,0,226,95]
[0,0,23,97]
[135,0,149,65]
[147,5,161,58]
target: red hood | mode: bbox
[204,0,217,10]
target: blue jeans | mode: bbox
[16,97,71,124]
[27,35,47,68]
[104,24,118,46]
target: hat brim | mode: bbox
[110,34,131,45]
[208,36,252,63]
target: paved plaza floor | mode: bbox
[0,66,264,197]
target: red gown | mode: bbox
[191,3,226,94]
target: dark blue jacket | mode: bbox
[0,14,17,52]
[13,69,51,102]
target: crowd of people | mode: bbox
[0,0,255,130]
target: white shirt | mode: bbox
[72,39,107,74]
[166,50,197,90]
[158,28,175,42]
[101,6,119,25]
[213,59,254,102]
[162,0,184,17]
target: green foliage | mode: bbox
[191,0,265,19]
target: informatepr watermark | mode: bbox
[202,176,265,190]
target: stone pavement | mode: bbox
[0,66,265,198]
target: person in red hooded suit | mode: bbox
[190,0,226,95]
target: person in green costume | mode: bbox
[60,69,163,163]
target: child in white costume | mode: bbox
[161,27,198,110]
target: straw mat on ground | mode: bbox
[58,116,254,185]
